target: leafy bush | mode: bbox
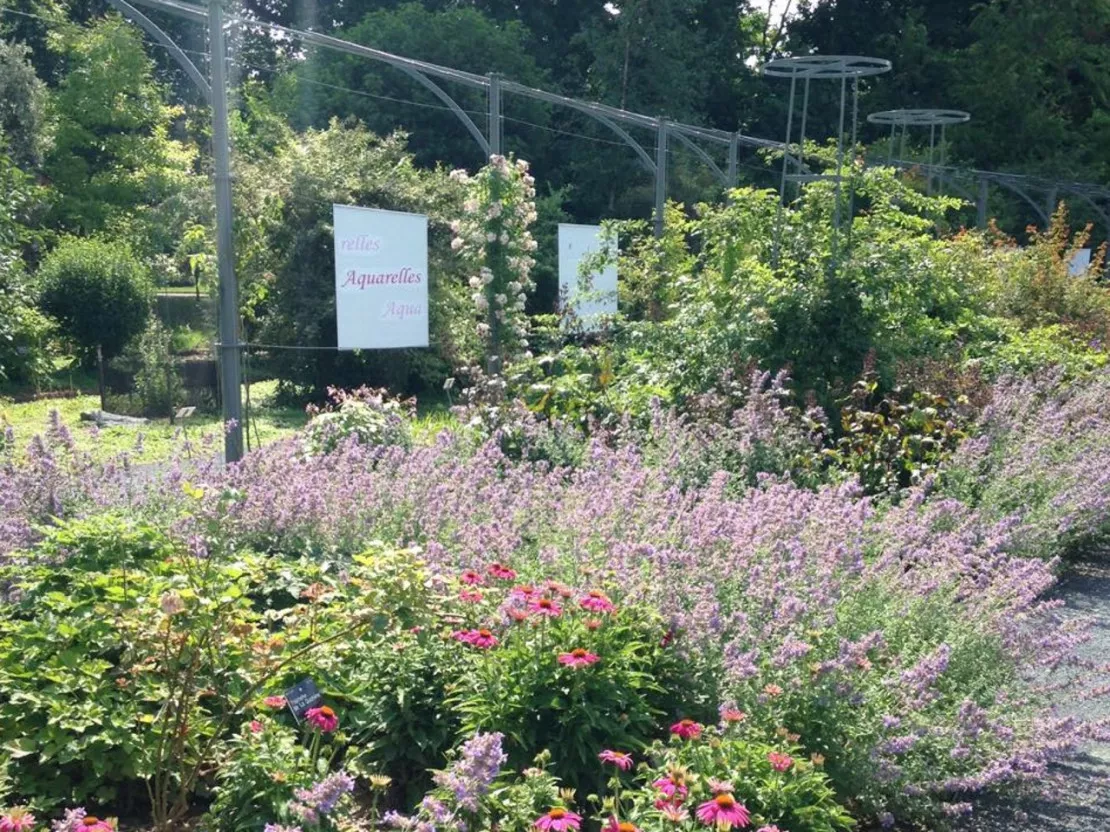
[130,316,184,417]
[302,386,414,455]
[37,237,152,361]
[826,372,973,496]
[969,321,1108,379]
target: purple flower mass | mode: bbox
[432,732,507,812]
[4,369,1110,821]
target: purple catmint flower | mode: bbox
[433,732,506,812]
[293,771,355,817]
[51,808,87,832]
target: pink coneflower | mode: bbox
[509,609,528,622]
[720,707,747,724]
[546,580,573,598]
[604,818,640,832]
[0,808,35,832]
[529,597,562,617]
[512,584,538,599]
[461,570,484,585]
[659,804,689,823]
[459,589,483,603]
[767,751,794,772]
[249,720,264,734]
[489,563,517,581]
[453,628,498,648]
[670,719,703,740]
[534,808,582,832]
[558,648,600,668]
[756,827,782,832]
[305,705,338,733]
[695,793,751,828]
[598,749,633,770]
[763,684,784,697]
[580,590,615,613]
[263,695,287,709]
[585,618,603,631]
[652,776,688,801]
[78,818,114,832]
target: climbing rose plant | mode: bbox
[450,155,538,374]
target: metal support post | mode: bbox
[209,0,242,463]
[654,118,668,238]
[832,76,847,236]
[727,132,739,189]
[1046,187,1058,226]
[488,73,502,157]
[977,178,989,229]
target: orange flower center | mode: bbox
[479,629,493,638]
[680,719,695,727]
[549,809,566,820]
[714,794,736,808]
[619,823,637,832]
[572,648,589,658]
[319,706,335,718]
[539,599,554,608]
[589,590,604,598]
[83,820,101,827]
[520,585,535,594]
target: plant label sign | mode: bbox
[285,677,323,723]
[333,204,429,349]
[558,223,618,332]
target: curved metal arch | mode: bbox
[993,177,1050,225]
[568,107,656,175]
[396,67,490,156]
[1061,188,1110,241]
[932,170,976,204]
[670,130,727,186]
[106,0,211,99]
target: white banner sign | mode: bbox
[333,204,428,349]
[558,223,618,331]
[1069,248,1092,276]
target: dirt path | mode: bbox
[961,562,1110,831]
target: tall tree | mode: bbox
[0,39,49,169]
[43,15,195,236]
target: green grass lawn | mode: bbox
[1,380,307,463]
[2,380,459,463]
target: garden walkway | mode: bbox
[964,562,1110,832]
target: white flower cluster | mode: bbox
[449,155,538,368]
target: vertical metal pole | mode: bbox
[832,75,847,235]
[727,132,738,189]
[899,122,907,162]
[977,177,988,229]
[846,77,859,243]
[774,73,797,267]
[777,73,797,206]
[209,0,242,463]
[798,78,810,170]
[938,123,946,196]
[1046,188,1058,226]
[927,123,935,195]
[888,122,895,164]
[654,117,668,238]
[488,73,502,157]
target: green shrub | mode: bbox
[302,387,413,455]
[37,237,152,361]
[969,321,1108,379]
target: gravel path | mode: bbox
[959,562,1110,832]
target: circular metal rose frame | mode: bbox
[763,55,892,79]
[867,109,970,127]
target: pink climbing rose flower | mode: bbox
[534,808,582,832]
